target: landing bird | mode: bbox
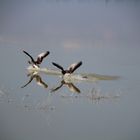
[52,61,82,75]
[23,50,50,67]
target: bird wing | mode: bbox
[67,83,81,93]
[21,76,34,88]
[50,82,63,93]
[52,62,64,71]
[23,50,35,63]
[42,51,50,59]
[35,75,48,88]
[37,51,50,63]
[68,61,82,73]
[36,51,50,64]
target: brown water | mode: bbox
[0,0,140,140]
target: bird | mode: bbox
[23,50,50,67]
[52,61,82,75]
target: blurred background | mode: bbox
[0,0,140,140]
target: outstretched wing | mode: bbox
[35,75,48,88]
[21,76,34,88]
[68,61,82,73]
[67,83,81,93]
[23,50,35,63]
[52,62,64,71]
[36,51,50,64]
[50,82,63,93]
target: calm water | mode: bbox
[0,0,140,140]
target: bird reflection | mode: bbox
[21,73,80,94]
[21,74,48,89]
[51,80,80,94]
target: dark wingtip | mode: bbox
[52,62,64,72]
[45,51,50,57]
[79,61,82,65]
[52,62,55,65]
[52,62,58,67]
[23,50,26,53]
[78,61,83,68]
[22,50,29,55]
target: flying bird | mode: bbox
[23,50,50,67]
[52,61,82,75]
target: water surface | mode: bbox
[0,0,140,140]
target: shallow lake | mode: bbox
[0,0,140,140]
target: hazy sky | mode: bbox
[0,0,140,49]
